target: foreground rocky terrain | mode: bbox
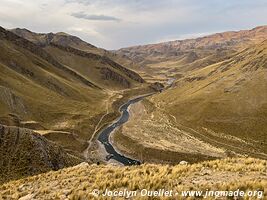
[0,157,266,199]
[0,125,81,184]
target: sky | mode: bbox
[0,0,267,49]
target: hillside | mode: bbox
[0,157,266,199]
[113,40,267,164]
[11,28,138,80]
[116,26,267,80]
[151,39,267,151]
[0,124,81,184]
[0,26,151,168]
[0,26,107,156]
[11,28,104,55]
[1,24,266,199]
[10,28,144,90]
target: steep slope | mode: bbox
[156,40,267,156]
[0,27,151,168]
[0,26,107,124]
[116,26,267,79]
[11,28,104,55]
[0,124,81,184]
[1,158,266,199]
[0,27,127,159]
[45,43,144,89]
[11,28,142,88]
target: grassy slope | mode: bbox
[0,27,146,161]
[44,45,140,90]
[0,157,266,199]
[149,40,267,156]
[0,27,160,183]
[10,28,139,77]
[111,41,267,164]
[0,39,109,157]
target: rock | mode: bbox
[18,184,28,192]
[179,161,188,165]
[149,82,164,92]
[19,194,35,200]
[77,162,89,168]
[201,170,212,176]
[192,180,201,184]
[63,189,72,196]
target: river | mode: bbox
[97,78,175,166]
[98,94,153,165]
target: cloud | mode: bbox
[65,0,91,6]
[0,0,266,49]
[71,12,120,21]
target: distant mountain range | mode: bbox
[116,25,267,79]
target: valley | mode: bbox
[110,26,267,165]
[0,24,267,199]
[0,26,156,183]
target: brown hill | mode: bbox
[116,26,267,79]
[11,28,102,54]
[0,26,149,163]
[10,28,144,89]
[11,28,139,81]
[111,40,267,164]
[147,40,267,159]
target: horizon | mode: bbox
[6,24,267,50]
[1,0,267,49]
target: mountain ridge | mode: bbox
[115,25,267,79]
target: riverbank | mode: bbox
[83,85,158,164]
[97,93,155,165]
[112,98,227,164]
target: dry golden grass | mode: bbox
[145,40,267,159]
[0,157,266,200]
[112,100,226,164]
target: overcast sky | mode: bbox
[0,0,267,49]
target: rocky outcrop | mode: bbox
[0,124,82,183]
[149,82,164,92]
[100,67,131,88]
[50,43,144,84]
[101,56,144,83]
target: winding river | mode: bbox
[98,78,175,166]
[98,94,153,165]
